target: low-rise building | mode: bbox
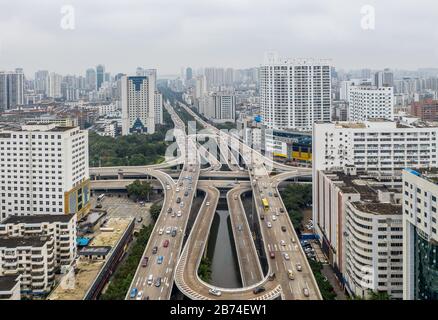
[0,214,77,266]
[0,236,55,296]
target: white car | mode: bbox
[296,263,302,271]
[272,215,277,221]
[177,211,182,217]
[158,228,164,235]
[283,253,290,261]
[206,202,210,206]
[280,240,286,246]
[209,288,222,297]
[166,227,171,234]
[136,291,143,300]
[176,188,180,192]
[267,222,272,228]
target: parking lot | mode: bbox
[89,193,154,228]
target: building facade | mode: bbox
[0,214,77,266]
[314,168,403,299]
[0,71,24,112]
[411,100,438,122]
[121,75,156,135]
[348,86,394,122]
[403,169,438,300]
[0,237,55,295]
[260,54,331,131]
[0,124,90,220]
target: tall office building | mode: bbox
[403,169,438,300]
[348,85,394,121]
[34,70,49,95]
[96,64,105,90]
[85,68,96,91]
[0,124,90,220]
[260,54,332,131]
[121,75,156,135]
[0,71,24,112]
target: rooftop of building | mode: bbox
[1,214,75,225]
[319,119,438,129]
[0,275,20,292]
[350,202,402,216]
[47,218,132,300]
[404,168,438,184]
[0,236,51,248]
[321,168,402,215]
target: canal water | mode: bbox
[207,209,242,288]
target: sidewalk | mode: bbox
[321,264,347,300]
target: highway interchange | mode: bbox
[93,99,321,300]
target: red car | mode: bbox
[163,240,170,248]
[142,257,149,267]
[269,251,275,259]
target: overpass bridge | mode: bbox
[116,100,321,300]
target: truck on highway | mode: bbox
[262,198,269,211]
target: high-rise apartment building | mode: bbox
[260,54,331,131]
[195,75,207,99]
[402,168,438,300]
[0,124,90,220]
[121,75,156,135]
[374,69,394,88]
[34,70,49,96]
[48,72,62,98]
[348,85,394,121]
[0,71,24,112]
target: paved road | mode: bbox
[126,104,202,301]
[179,101,321,300]
[227,187,264,287]
[174,186,282,300]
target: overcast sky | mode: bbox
[0,0,437,77]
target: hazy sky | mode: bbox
[0,0,437,77]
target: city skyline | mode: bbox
[1,0,438,75]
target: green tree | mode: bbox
[368,291,391,300]
[150,203,162,222]
[280,184,312,229]
[126,180,152,202]
[198,257,212,282]
[100,224,154,300]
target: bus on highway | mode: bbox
[262,198,269,211]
